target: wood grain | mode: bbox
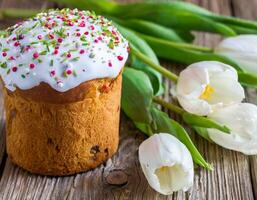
[0,0,256,199]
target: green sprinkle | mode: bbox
[0,62,7,69]
[2,48,10,52]
[38,59,42,63]
[80,35,87,42]
[108,40,114,49]
[63,71,68,77]
[61,58,68,63]
[61,52,67,57]
[7,69,10,75]
[31,41,40,45]
[82,42,89,46]
[21,74,26,79]
[40,51,47,55]
[50,59,54,66]
[31,22,40,30]
[73,70,77,77]
[71,57,80,62]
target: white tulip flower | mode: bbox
[207,103,257,155]
[216,35,257,76]
[176,61,245,116]
[138,133,194,195]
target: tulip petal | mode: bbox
[208,103,257,155]
[139,133,194,195]
[177,94,212,116]
[209,76,245,105]
[216,35,257,76]
[176,61,245,116]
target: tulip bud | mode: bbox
[207,103,257,155]
[139,133,194,195]
[216,35,257,76]
[176,61,245,116]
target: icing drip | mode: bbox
[0,9,129,92]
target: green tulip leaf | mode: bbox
[121,68,153,124]
[238,71,257,89]
[114,23,164,95]
[150,107,213,170]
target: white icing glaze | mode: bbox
[0,9,129,92]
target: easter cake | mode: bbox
[0,9,129,176]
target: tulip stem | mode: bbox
[153,96,184,115]
[131,46,179,82]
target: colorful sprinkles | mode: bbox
[0,9,129,92]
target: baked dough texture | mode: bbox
[4,74,122,176]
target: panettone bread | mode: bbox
[0,9,128,175]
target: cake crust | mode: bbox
[5,74,122,176]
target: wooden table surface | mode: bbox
[0,0,256,199]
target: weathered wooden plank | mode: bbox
[232,0,257,198]
[0,0,255,199]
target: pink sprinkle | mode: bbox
[25,45,31,51]
[33,52,39,59]
[108,62,112,67]
[50,70,56,77]
[67,53,71,58]
[37,35,43,40]
[53,49,58,55]
[19,35,25,40]
[98,36,103,41]
[14,41,20,47]
[29,63,35,69]
[57,38,63,43]
[94,39,98,43]
[76,33,81,37]
[55,46,59,49]
[117,56,123,61]
[89,25,95,30]
[79,49,85,54]
[2,52,7,57]
[9,56,15,60]
[79,21,85,27]
[48,34,54,39]
[84,31,89,35]
[66,69,72,75]
[57,80,63,87]
[12,37,17,41]
[12,67,18,72]
[68,22,74,26]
